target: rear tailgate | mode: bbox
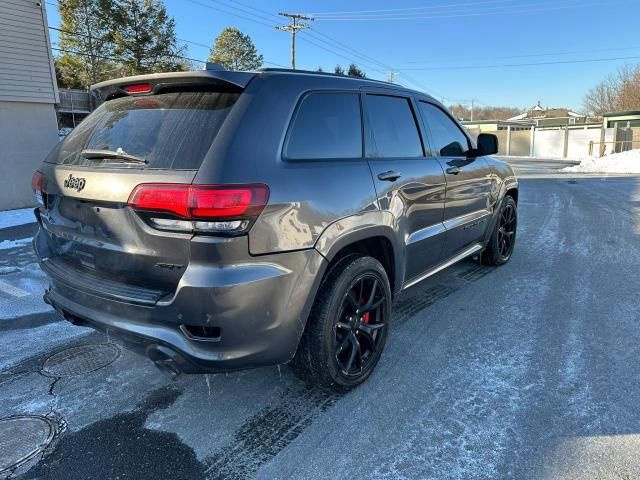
[38,165,196,295]
[35,78,250,299]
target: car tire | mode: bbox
[292,255,391,392]
[482,195,517,266]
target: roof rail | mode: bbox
[259,68,396,87]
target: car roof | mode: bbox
[258,68,431,96]
[90,68,437,104]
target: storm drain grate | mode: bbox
[41,343,121,377]
[0,416,55,474]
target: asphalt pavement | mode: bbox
[1,162,639,479]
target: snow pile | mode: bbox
[0,207,36,229]
[562,149,640,174]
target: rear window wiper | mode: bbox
[81,148,148,164]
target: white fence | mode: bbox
[467,126,639,159]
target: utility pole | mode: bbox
[386,71,399,83]
[275,13,314,70]
[470,99,475,121]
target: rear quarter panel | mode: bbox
[194,74,381,256]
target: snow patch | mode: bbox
[0,208,36,229]
[562,149,640,174]
[0,237,33,250]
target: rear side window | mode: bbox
[365,94,423,158]
[284,92,362,160]
[46,91,239,169]
[419,102,470,157]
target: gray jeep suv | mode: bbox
[33,68,518,391]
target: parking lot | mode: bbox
[1,163,639,479]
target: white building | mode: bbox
[0,0,59,210]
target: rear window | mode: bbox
[46,91,239,169]
[284,92,362,160]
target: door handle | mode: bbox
[446,166,461,175]
[377,171,402,182]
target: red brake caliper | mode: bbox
[360,298,370,324]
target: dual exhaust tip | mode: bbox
[147,345,183,380]
[45,292,184,380]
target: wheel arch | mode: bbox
[484,181,518,245]
[314,212,403,295]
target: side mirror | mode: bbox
[477,133,498,156]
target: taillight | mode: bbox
[123,83,152,94]
[127,184,269,235]
[32,170,45,206]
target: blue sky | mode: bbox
[46,0,640,111]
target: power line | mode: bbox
[308,0,514,15]
[401,55,640,70]
[49,24,287,68]
[197,1,395,78]
[208,0,284,26]
[49,26,207,64]
[184,0,279,29]
[311,0,620,20]
[401,45,640,64]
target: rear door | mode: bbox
[417,101,493,259]
[363,91,446,283]
[37,89,240,294]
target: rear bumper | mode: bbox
[35,225,327,373]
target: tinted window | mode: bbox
[419,102,470,157]
[366,95,423,158]
[285,92,362,160]
[46,91,239,169]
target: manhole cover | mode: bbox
[0,416,55,474]
[42,343,121,377]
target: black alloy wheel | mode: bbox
[292,255,391,391]
[334,275,387,377]
[497,201,517,258]
[482,195,517,266]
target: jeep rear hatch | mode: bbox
[36,72,254,298]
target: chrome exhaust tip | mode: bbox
[148,345,182,380]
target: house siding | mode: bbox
[0,101,59,209]
[0,0,58,104]
[0,0,59,210]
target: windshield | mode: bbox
[46,90,240,169]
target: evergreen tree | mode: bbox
[57,0,115,88]
[347,63,366,78]
[334,64,345,76]
[208,27,263,71]
[112,0,186,75]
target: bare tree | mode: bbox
[617,65,640,111]
[583,64,640,117]
[448,104,522,121]
[583,74,620,117]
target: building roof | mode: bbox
[603,110,640,117]
[461,120,535,126]
[507,102,586,121]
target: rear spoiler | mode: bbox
[90,70,256,104]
